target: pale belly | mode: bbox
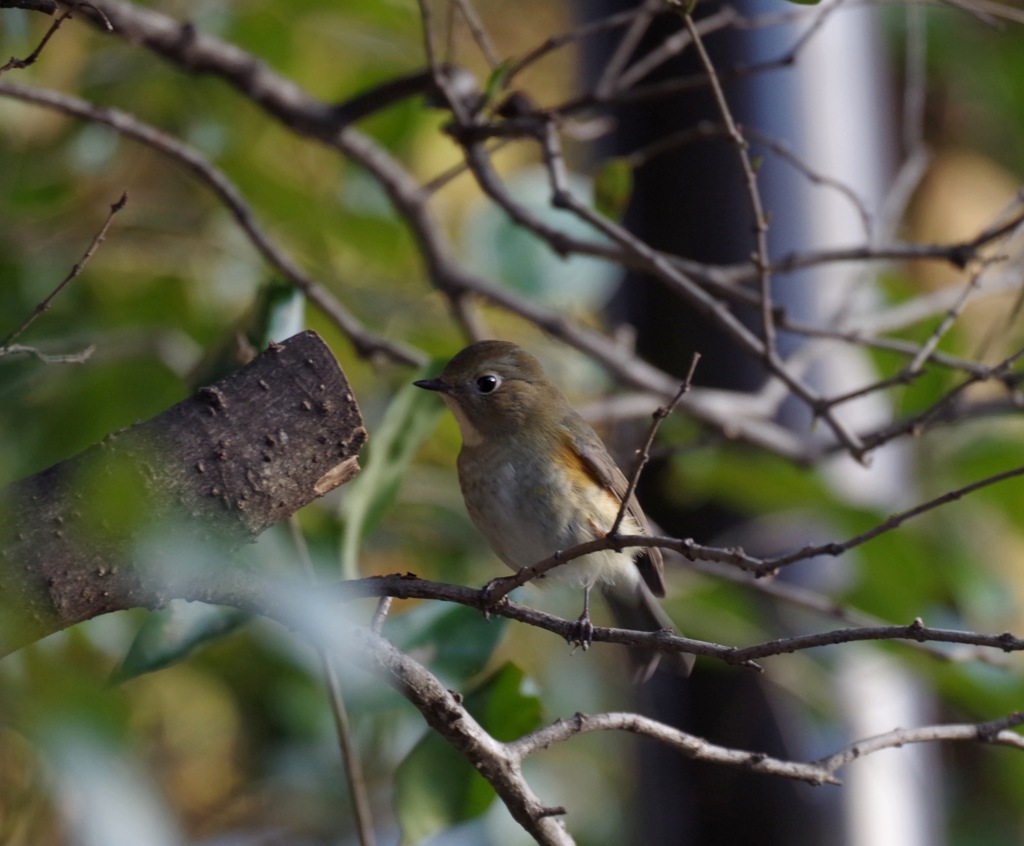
[457,449,641,591]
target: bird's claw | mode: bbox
[567,612,594,653]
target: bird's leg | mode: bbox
[567,585,594,652]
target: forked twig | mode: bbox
[0,5,73,73]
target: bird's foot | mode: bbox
[567,610,594,654]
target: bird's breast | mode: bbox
[456,437,638,588]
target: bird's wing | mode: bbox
[563,418,666,597]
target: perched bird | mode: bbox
[415,340,693,681]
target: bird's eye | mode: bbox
[476,374,501,394]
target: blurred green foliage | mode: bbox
[395,662,542,844]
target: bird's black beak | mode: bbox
[413,377,449,393]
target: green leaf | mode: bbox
[593,157,633,221]
[388,603,508,686]
[187,281,305,388]
[338,369,445,579]
[257,281,306,346]
[113,602,248,683]
[483,59,515,109]
[394,663,542,845]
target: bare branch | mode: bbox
[48,0,1024,468]
[0,0,57,13]
[906,262,986,374]
[332,574,1024,670]
[678,8,777,376]
[450,0,499,68]
[0,81,423,367]
[464,453,1024,600]
[728,618,1024,663]
[595,0,660,98]
[509,711,841,785]
[508,709,1024,786]
[0,192,125,351]
[812,711,1024,773]
[347,626,575,846]
[532,122,865,455]
[683,554,1006,665]
[610,353,701,537]
[346,614,1024,804]
[0,4,72,73]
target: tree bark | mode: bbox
[0,330,366,656]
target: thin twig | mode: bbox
[855,341,1024,454]
[678,9,776,375]
[727,618,1024,663]
[682,554,1006,665]
[451,0,499,67]
[509,711,840,785]
[907,262,987,374]
[332,574,1024,669]
[610,353,701,536]
[778,317,990,379]
[504,6,643,84]
[818,369,921,412]
[533,122,864,457]
[758,462,1024,573]
[477,455,1024,597]
[507,708,1024,786]
[0,81,423,367]
[0,1,57,13]
[0,192,126,350]
[595,0,660,98]
[811,711,1024,773]
[0,5,73,73]
[746,129,874,240]
[614,6,737,93]
[726,212,1024,284]
[621,121,873,239]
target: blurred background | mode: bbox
[2,0,1024,844]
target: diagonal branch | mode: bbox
[678,9,777,371]
[0,192,125,352]
[0,80,423,367]
[609,353,701,537]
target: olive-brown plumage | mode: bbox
[415,340,693,680]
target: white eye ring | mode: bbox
[475,373,501,394]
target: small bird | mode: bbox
[415,340,693,681]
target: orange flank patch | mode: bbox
[553,437,600,485]
[554,436,623,531]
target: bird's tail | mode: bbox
[602,581,695,683]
